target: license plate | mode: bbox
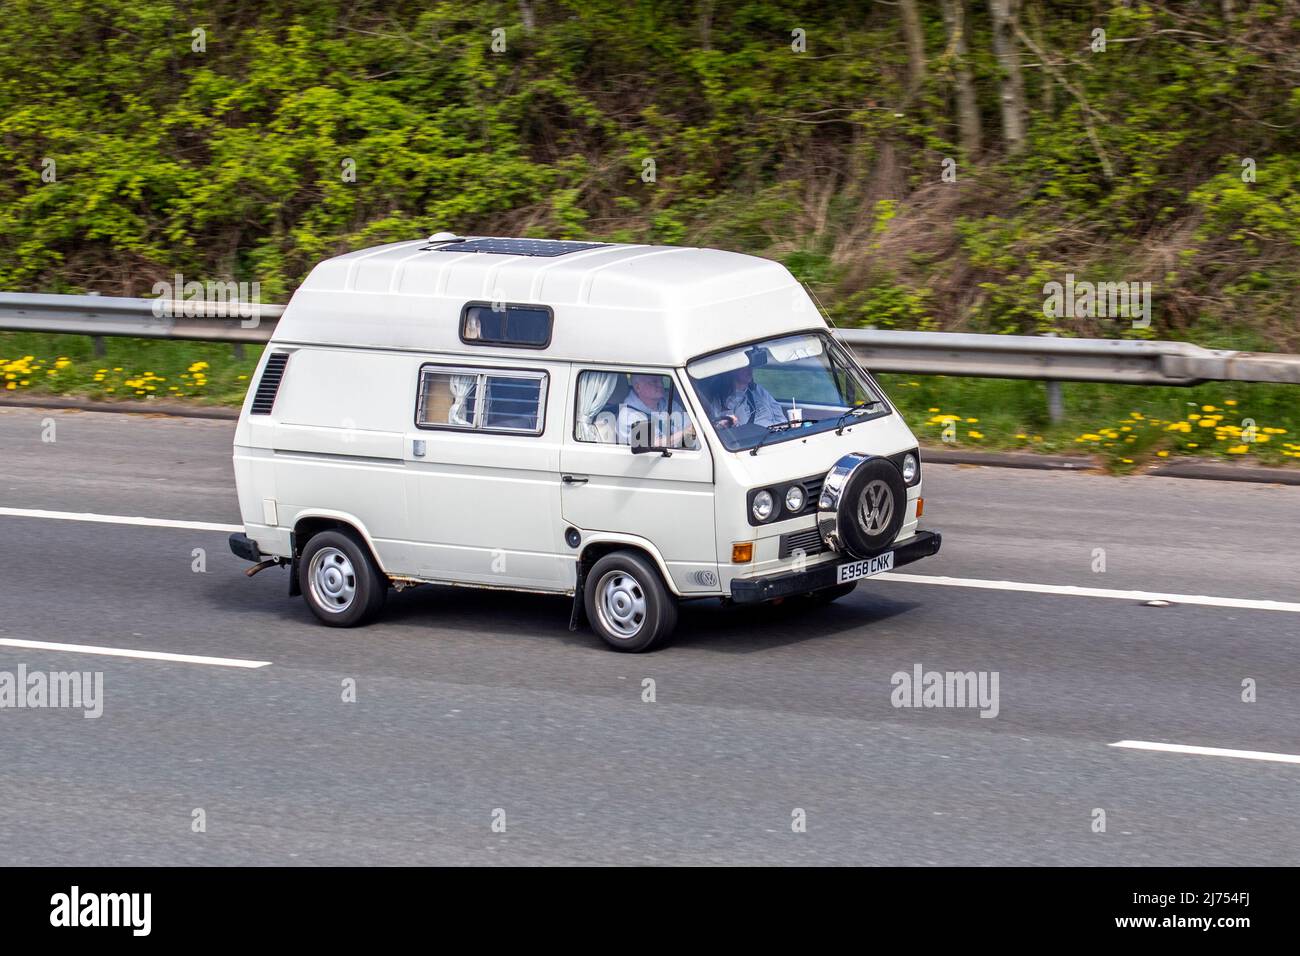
[836,551,894,584]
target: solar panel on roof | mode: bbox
[428,237,605,257]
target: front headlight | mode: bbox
[785,485,806,513]
[901,453,918,484]
[752,489,775,522]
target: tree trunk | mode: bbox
[988,0,1026,153]
[899,0,926,100]
[698,0,714,51]
[942,0,981,156]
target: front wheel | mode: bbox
[584,551,678,652]
[298,529,387,627]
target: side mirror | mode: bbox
[630,438,671,457]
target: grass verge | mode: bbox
[4,333,1297,471]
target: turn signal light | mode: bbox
[916,497,924,518]
[731,542,754,563]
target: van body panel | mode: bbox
[276,241,820,368]
[402,360,571,590]
[559,367,719,595]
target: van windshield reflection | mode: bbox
[686,332,887,452]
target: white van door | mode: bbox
[560,368,717,594]
[403,361,571,590]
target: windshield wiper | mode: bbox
[834,400,883,435]
[749,419,819,456]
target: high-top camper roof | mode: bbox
[270,237,827,366]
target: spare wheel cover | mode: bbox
[816,454,907,558]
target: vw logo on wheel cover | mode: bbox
[856,479,894,535]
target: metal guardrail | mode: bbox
[3,291,1300,387]
[837,329,1300,386]
[0,292,282,343]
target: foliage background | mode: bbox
[2,0,1297,348]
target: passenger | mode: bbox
[618,374,698,449]
[711,365,786,428]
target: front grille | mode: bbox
[779,526,828,560]
[801,476,824,510]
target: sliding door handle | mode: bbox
[562,475,589,485]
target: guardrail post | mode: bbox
[87,291,106,357]
[1042,333,1063,422]
[1045,380,1064,423]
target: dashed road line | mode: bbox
[0,638,271,669]
[1109,739,1300,765]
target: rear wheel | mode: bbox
[584,551,678,652]
[299,529,387,627]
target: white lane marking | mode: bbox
[3,507,1297,615]
[1109,740,1300,765]
[0,638,270,669]
[0,506,240,533]
[877,572,1300,614]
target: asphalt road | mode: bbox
[1,405,1298,865]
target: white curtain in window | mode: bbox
[448,374,477,426]
[575,371,621,441]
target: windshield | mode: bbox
[686,332,889,452]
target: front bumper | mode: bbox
[729,530,941,604]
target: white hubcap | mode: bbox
[309,547,357,613]
[595,570,647,639]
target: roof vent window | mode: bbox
[461,303,553,349]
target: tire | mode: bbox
[298,528,387,627]
[583,551,678,652]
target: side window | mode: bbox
[461,302,552,348]
[416,366,547,435]
[482,374,543,431]
[574,370,699,450]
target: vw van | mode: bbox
[228,235,941,651]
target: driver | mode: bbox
[712,365,786,429]
[618,374,699,449]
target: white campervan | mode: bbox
[229,235,941,651]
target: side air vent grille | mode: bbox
[250,352,289,415]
